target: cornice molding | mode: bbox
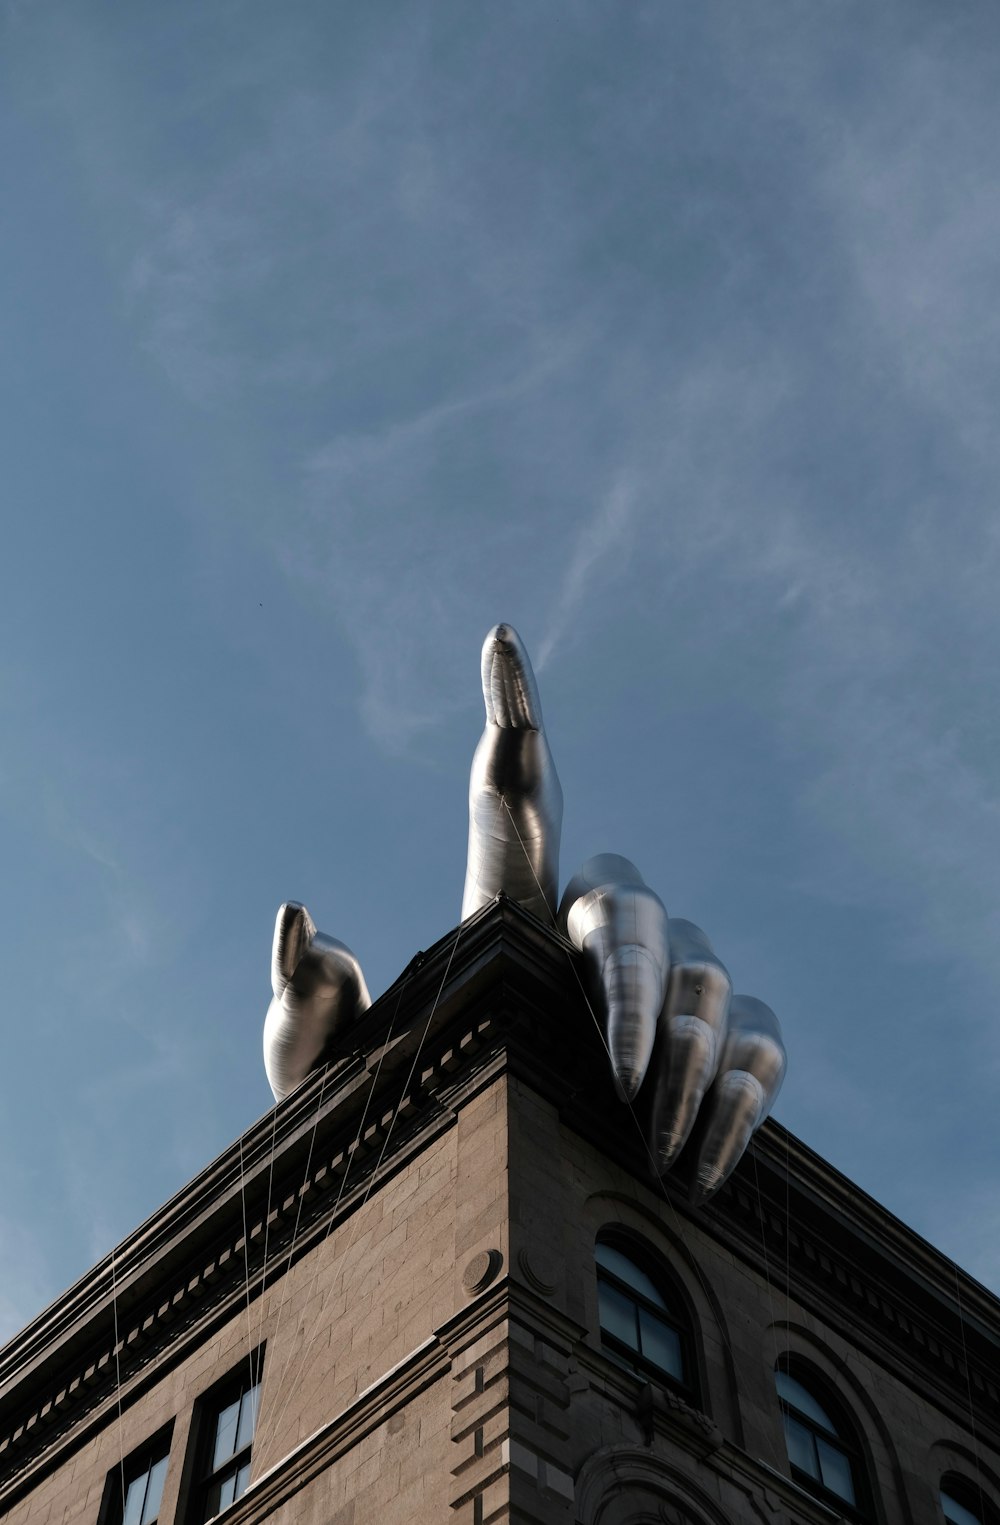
[701,1147,1000,1436]
[1,898,998,1499]
[0,899,572,1503]
[0,898,565,1394]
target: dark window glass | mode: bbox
[638,1307,683,1378]
[598,1277,638,1347]
[103,1430,172,1525]
[782,1411,816,1477]
[775,1365,863,1514]
[190,1368,262,1523]
[941,1475,995,1525]
[595,1239,689,1391]
[817,1436,856,1504]
[943,1495,981,1525]
[596,1243,668,1307]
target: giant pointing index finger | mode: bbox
[462,626,563,923]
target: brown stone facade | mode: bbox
[1,900,998,1524]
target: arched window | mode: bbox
[941,1474,997,1525]
[595,1236,693,1396]
[775,1363,866,1515]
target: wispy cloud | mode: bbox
[536,475,638,673]
[563,319,1000,1004]
[7,0,1000,1300]
[284,339,592,750]
[826,49,1000,467]
[46,0,1000,1005]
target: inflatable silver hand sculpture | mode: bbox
[558,866,786,1201]
[261,622,786,1202]
[462,624,563,923]
[692,995,786,1201]
[263,902,371,1102]
[652,918,733,1175]
[558,856,670,1102]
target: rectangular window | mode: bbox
[100,1424,173,1525]
[186,1358,264,1524]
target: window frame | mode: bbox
[183,1354,264,1524]
[941,1472,998,1525]
[595,1233,695,1401]
[97,1422,174,1525]
[775,1360,869,1520]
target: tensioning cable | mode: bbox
[500,798,790,1465]
[110,1245,126,1522]
[251,979,404,1465]
[253,796,505,1474]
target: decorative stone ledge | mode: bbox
[0,930,537,1512]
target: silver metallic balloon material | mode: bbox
[650,919,733,1176]
[558,855,670,1102]
[462,624,563,924]
[260,621,787,1205]
[263,902,371,1103]
[691,994,786,1204]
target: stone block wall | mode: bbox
[4,1060,999,1525]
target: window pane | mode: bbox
[122,1473,147,1525]
[235,1382,260,1453]
[817,1437,856,1505]
[234,1459,252,1500]
[205,1469,237,1518]
[598,1277,639,1349]
[775,1370,837,1434]
[942,1490,984,1525]
[638,1308,684,1382]
[595,1244,667,1309]
[783,1412,820,1480]
[140,1454,169,1525]
[212,1398,241,1470]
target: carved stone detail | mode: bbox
[463,1250,504,1295]
[517,1248,557,1296]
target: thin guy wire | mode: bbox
[110,1246,126,1521]
[562,939,762,1422]
[252,1105,280,1393]
[254,915,463,1467]
[752,1146,790,1468]
[751,1149,780,1363]
[251,1024,391,1462]
[237,1132,257,1396]
[501,805,791,1468]
[254,1063,333,1416]
[953,1264,988,1521]
[501,803,752,1370]
[255,795,505,1470]
[784,1127,791,1332]
[253,982,404,1461]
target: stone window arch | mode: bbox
[574,1445,739,1525]
[775,1357,872,1517]
[595,1230,698,1403]
[777,1360,871,1512]
[941,1473,1000,1525]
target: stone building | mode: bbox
[1,897,998,1525]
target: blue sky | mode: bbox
[2,2,1000,1341]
